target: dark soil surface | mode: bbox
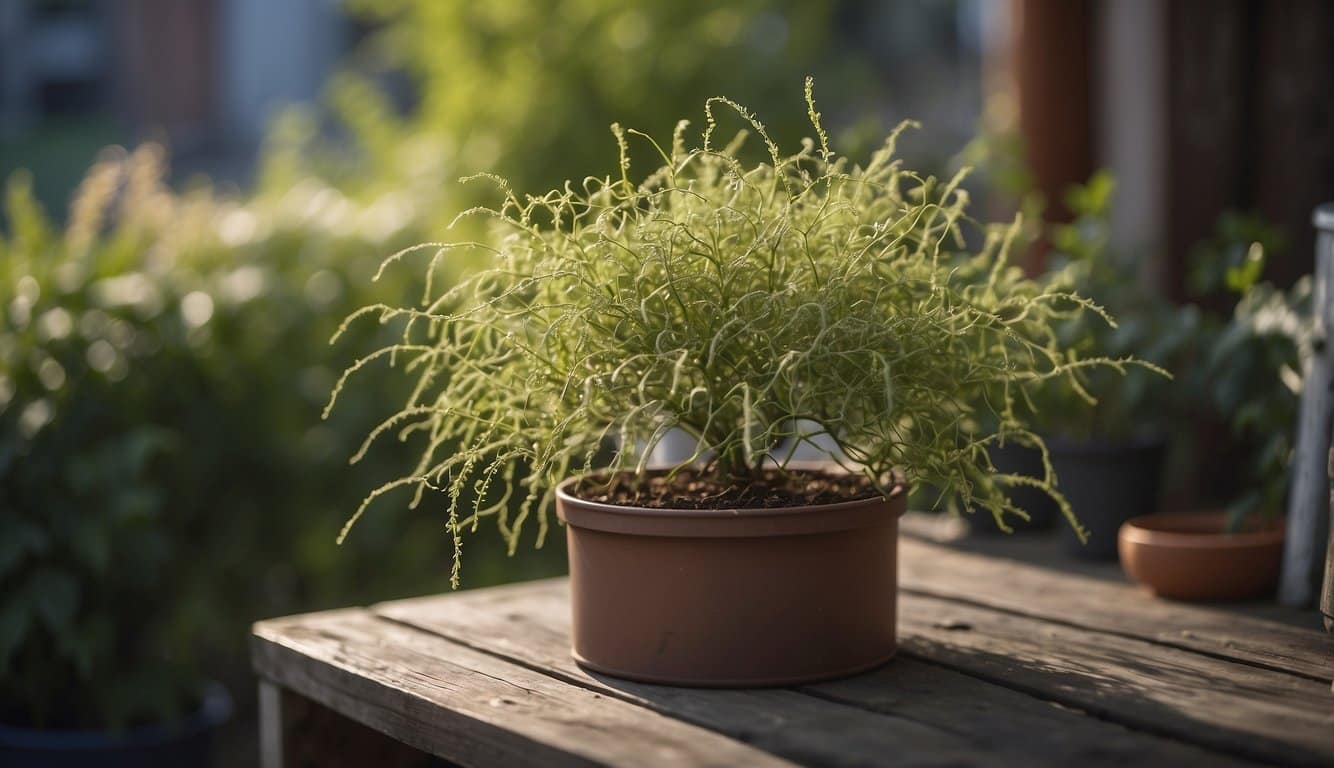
[571,467,880,510]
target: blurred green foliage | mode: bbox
[0,144,562,728]
[961,123,1307,522]
[1189,216,1308,523]
[1033,177,1305,521]
[1034,172,1200,442]
[1187,212,1289,298]
[1034,177,1307,521]
[329,0,896,199]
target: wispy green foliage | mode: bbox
[331,85,1147,584]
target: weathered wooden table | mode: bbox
[252,518,1334,767]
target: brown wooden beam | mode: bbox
[1013,0,1094,228]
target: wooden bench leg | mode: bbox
[259,680,284,768]
[258,679,447,768]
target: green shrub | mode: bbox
[0,144,562,728]
[332,84,1151,584]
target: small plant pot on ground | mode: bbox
[557,471,907,687]
[0,683,232,768]
[1051,435,1166,559]
[964,443,1058,535]
[1118,513,1285,600]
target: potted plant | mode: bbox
[1120,228,1300,600]
[329,84,1140,685]
[1014,173,1191,557]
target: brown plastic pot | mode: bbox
[556,474,906,687]
[1118,513,1285,601]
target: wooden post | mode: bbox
[1010,0,1093,273]
[1280,204,1334,606]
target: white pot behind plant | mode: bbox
[647,422,849,469]
[645,428,713,468]
[782,419,847,463]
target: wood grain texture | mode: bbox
[376,582,995,768]
[255,535,1334,767]
[252,608,791,768]
[899,536,1334,681]
[375,580,1257,767]
[899,592,1334,767]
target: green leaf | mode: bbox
[1224,242,1265,294]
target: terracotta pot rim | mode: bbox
[1119,512,1285,550]
[556,473,906,538]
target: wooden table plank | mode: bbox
[255,532,1334,767]
[899,592,1334,767]
[251,608,792,768]
[375,583,997,768]
[375,580,1258,767]
[899,533,1333,682]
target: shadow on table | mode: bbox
[884,637,1318,767]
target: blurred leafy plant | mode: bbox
[325,1,895,204]
[1186,212,1288,298]
[1031,172,1196,441]
[331,84,1154,584]
[959,126,1305,522]
[0,143,562,729]
[1191,218,1308,523]
[1,153,239,727]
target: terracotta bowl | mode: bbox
[557,474,906,687]
[1118,513,1285,601]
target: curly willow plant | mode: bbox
[328,81,1155,584]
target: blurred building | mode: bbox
[0,0,347,169]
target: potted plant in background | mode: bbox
[1120,224,1300,600]
[1021,173,1193,558]
[329,83,1146,685]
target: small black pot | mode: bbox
[966,442,1059,534]
[0,683,232,768]
[1049,435,1167,560]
